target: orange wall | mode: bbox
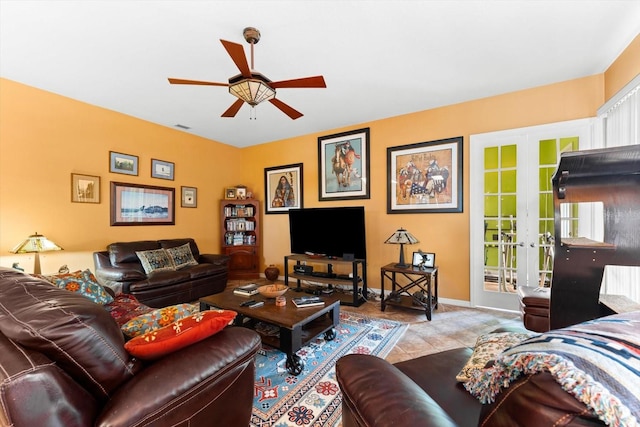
[1,34,637,302]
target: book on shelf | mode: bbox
[233,283,259,296]
[292,296,325,308]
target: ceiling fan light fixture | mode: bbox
[228,72,275,106]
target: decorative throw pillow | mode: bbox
[456,331,535,382]
[135,248,175,274]
[120,303,199,337]
[165,243,198,270]
[124,309,237,360]
[53,269,114,305]
[103,294,155,327]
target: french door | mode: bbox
[470,119,593,311]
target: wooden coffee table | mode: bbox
[200,289,340,375]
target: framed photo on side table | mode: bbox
[181,186,197,208]
[264,163,303,214]
[412,252,435,269]
[110,182,175,226]
[318,127,370,201]
[387,136,463,213]
[71,173,100,203]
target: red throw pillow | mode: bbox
[124,309,237,360]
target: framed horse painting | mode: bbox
[387,136,463,214]
[318,128,370,201]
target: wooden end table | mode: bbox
[380,263,438,320]
[200,289,340,375]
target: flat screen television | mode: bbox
[288,206,366,260]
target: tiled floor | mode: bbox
[228,279,524,364]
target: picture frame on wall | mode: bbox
[264,163,303,214]
[109,151,138,176]
[181,186,197,208]
[71,173,100,203]
[317,127,370,201]
[387,136,463,213]
[151,159,175,180]
[110,181,175,226]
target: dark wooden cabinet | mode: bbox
[221,200,260,279]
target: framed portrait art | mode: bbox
[109,151,138,176]
[110,182,175,226]
[264,163,303,214]
[387,136,463,214]
[318,128,370,201]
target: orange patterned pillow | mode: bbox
[124,309,237,360]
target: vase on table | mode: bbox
[264,265,280,281]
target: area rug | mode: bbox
[250,310,408,427]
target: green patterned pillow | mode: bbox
[135,248,175,274]
[165,243,198,270]
[456,331,535,382]
[121,303,199,338]
[53,269,114,305]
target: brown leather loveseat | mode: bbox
[0,267,261,427]
[94,238,229,307]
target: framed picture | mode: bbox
[71,173,100,203]
[318,127,370,201]
[181,186,197,208]
[387,136,463,213]
[236,187,247,200]
[110,181,175,226]
[225,188,237,199]
[151,159,175,180]
[264,163,303,214]
[109,151,138,176]
[412,251,436,269]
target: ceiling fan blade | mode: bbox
[220,39,252,78]
[168,78,228,87]
[221,98,245,118]
[269,98,303,120]
[270,76,326,89]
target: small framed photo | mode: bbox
[110,151,138,176]
[412,251,436,269]
[236,187,247,200]
[225,188,237,199]
[181,186,197,208]
[71,173,100,203]
[151,159,175,180]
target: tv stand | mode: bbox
[284,254,367,307]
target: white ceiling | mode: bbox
[2,1,639,148]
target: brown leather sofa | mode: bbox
[94,238,229,307]
[0,267,261,427]
[336,334,606,427]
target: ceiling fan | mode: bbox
[168,27,326,120]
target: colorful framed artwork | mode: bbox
[318,127,370,201]
[264,163,303,214]
[110,181,175,226]
[109,151,138,176]
[387,136,463,213]
[71,173,100,203]
[181,186,197,208]
[151,159,175,180]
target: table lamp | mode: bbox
[10,232,63,275]
[385,228,419,268]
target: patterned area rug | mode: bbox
[251,310,408,427]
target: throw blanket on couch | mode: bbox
[465,311,640,427]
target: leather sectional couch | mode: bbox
[0,267,261,427]
[94,238,229,307]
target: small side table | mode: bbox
[380,263,438,320]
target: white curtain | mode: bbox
[597,75,640,303]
